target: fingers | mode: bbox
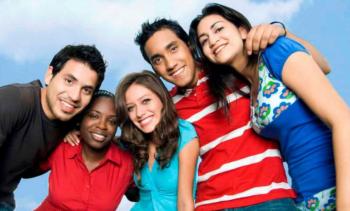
[268,24,283,44]
[246,23,285,55]
[245,26,256,55]
[64,130,81,146]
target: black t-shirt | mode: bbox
[0,80,73,207]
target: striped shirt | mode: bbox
[170,72,295,210]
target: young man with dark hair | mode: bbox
[0,44,106,211]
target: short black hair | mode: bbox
[49,44,107,90]
[134,18,189,63]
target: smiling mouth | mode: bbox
[213,44,226,56]
[60,100,77,113]
[139,115,153,127]
[170,66,185,77]
[91,132,107,142]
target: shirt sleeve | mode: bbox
[0,85,24,147]
[262,36,309,81]
[178,119,198,152]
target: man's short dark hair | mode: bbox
[49,44,107,90]
[134,18,189,64]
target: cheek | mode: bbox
[128,112,137,124]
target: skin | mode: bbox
[125,83,164,134]
[42,59,98,121]
[65,23,323,145]
[124,83,199,211]
[80,96,117,172]
[144,28,200,89]
[197,14,350,209]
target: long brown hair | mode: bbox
[115,70,179,182]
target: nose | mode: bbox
[165,56,177,72]
[209,34,219,48]
[69,87,81,103]
[97,118,108,130]
[135,105,145,119]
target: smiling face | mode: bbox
[80,96,117,151]
[125,83,163,134]
[42,59,98,121]
[144,28,199,89]
[197,14,248,68]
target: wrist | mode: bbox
[270,21,287,36]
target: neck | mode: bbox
[229,52,257,85]
[81,143,108,164]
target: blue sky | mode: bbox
[1,0,349,210]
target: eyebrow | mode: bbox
[149,41,177,62]
[198,20,223,40]
[66,73,95,90]
[165,41,177,50]
[126,94,150,105]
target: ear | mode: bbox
[238,26,248,40]
[44,66,54,86]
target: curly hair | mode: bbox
[115,70,179,183]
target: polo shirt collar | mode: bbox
[65,142,121,165]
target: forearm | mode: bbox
[178,198,194,211]
[332,116,350,209]
[286,31,331,74]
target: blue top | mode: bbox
[131,119,198,211]
[251,37,335,202]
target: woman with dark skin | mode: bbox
[35,90,134,210]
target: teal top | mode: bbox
[131,119,198,211]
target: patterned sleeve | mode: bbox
[178,119,198,152]
[262,36,309,81]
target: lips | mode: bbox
[60,100,76,113]
[91,132,107,142]
[213,43,227,56]
[169,66,185,77]
[139,115,154,128]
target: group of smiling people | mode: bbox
[1,3,349,211]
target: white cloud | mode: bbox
[0,0,306,81]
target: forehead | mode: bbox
[198,14,227,31]
[125,83,157,101]
[144,28,188,57]
[89,97,115,113]
[58,59,98,87]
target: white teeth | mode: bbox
[214,45,225,55]
[140,116,152,127]
[62,101,74,108]
[92,133,106,141]
[172,67,184,77]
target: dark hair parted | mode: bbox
[134,18,189,64]
[115,70,179,182]
[189,3,256,113]
[49,44,107,90]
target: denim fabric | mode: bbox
[222,198,298,211]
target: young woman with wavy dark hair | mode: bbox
[115,70,199,211]
[189,3,350,210]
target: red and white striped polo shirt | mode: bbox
[170,72,295,210]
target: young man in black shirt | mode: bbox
[0,45,106,211]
